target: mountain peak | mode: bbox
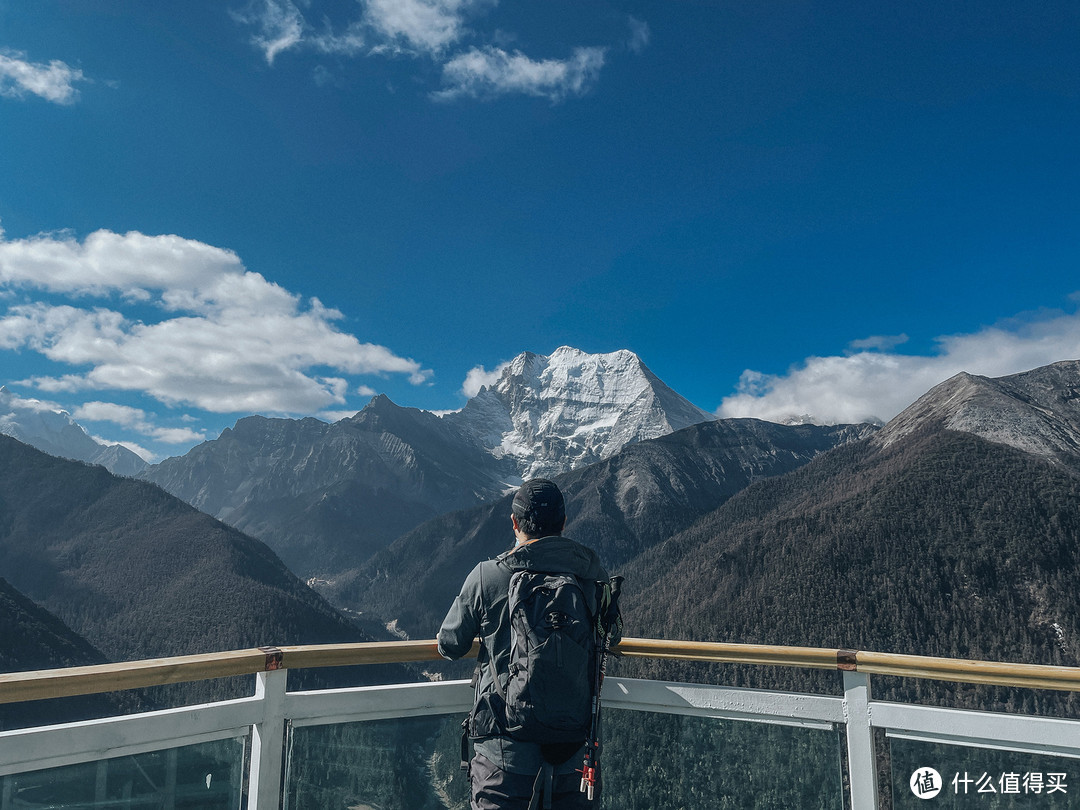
[449,346,715,478]
[874,360,1080,467]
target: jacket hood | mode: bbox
[498,535,606,580]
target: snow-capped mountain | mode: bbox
[0,387,147,476]
[445,347,716,478]
[141,347,717,576]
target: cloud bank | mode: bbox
[0,50,88,104]
[234,0,634,102]
[461,360,509,398]
[719,307,1080,425]
[0,228,431,422]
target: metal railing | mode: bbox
[2,638,1080,809]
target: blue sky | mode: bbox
[1,0,1078,460]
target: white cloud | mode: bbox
[0,229,432,415]
[846,333,909,353]
[718,307,1080,425]
[151,426,207,444]
[363,0,478,55]
[232,0,306,64]
[461,360,509,398]
[0,50,87,104]
[434,46,607,102]
[73,400,148,426]
[311,23,367,57]
[0,228,243,299]
[235,0,468,62]
[231,0,621,103]
[77,401,206,447]
[316,409,360,423]
[0,389,63,414]
[627,17,650,54]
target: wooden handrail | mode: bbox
[612,638,844,670]
[0,649,271,705]
[4,637,1080,705]
[855,650,1080,692]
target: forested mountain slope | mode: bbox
[0,436,398,687]
[619,427,1080,713]
[0,576,106,673]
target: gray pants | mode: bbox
[470,753,597,810]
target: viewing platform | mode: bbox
[2,639,1079,808]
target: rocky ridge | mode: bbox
[874,359,1080,468]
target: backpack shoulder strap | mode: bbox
[483,561,512,702]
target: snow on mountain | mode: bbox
[873,360,1080,467]
[444,347,716,479]
[0,387,147,476]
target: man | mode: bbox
[438,478,616,810]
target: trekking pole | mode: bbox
[580,576,622,800]
[579,637,603,800]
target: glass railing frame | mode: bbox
[3,638,1080,810]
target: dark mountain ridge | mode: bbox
[141,398,511,578]
[326,418,874,639]
[0,436,392,678]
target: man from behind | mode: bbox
[438,478,619,810]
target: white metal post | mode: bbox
[247,669,288,810]
[843,671,879,810]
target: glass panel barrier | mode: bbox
[0,737,246,810]
[284,710,844,810]
[891,736,1077,808]
[285,715,469,810]
[602,709,845,810]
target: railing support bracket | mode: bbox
[247,669,287,810]
[844,670,879,810]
